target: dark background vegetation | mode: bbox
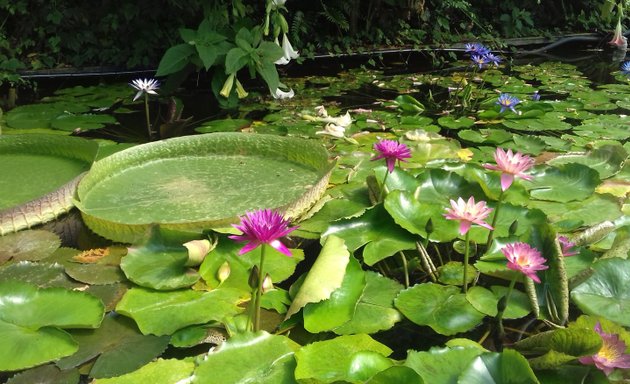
[0,0,616,73]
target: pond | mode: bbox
[1,45,630,383]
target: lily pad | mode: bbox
[75,133,333,242]
[0,229,60,265]
[194,118,252,133]
[92,359,194,384]
[0,134,98,234]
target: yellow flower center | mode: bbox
[598,341,621,362]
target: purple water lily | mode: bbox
[229,209,297,257]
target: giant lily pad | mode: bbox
[75,133,333,242]
[0,135,99,234]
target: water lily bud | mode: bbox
[509,220,518,235]
[235,78,248,99]
[248,266,260,290]
[262,273,274,294]
[425,218,434,235]
[183,239,211,266]
[217,261,231,283]
[220,73,235,98]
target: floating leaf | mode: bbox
[404,346,483,384]
[0,281,104,371]
[5,364,79,384]
[466,285,530,319]
[195,332,299,384]
[525,164,600,202]
[92,359,194,384]
[394,283,484,335]
[0,229,60,265]
[547,144,628,179]
[571,258,630,326]
[115,287,246,335]
[456,349,539,384]
[294,334,392,383]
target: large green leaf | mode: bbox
[0,134,98,234]
[5,364,79,384]
[456,349,539,384]
[547,144,628,179]
[303,256,366,332]
[334,272,403,334]
[0,281,105,371]
[323,204,417,265]
[525,163,600,202]
[0,229,60,265]
[93,359,195,384]
[115,287,246,335]
[394,283,484,336]
[120,227,200,290]
[404,346,483,384]
[56,314,169,379]
[285,235,350,320]
[294,334,392,383]
[194,332,299,384]
[155,43,196,76]
[571,258,630,326]
[76,133,332,242]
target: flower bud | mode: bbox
[217,261,231,283]
[248,265,260,290]
[183,239,211,266]
[261,273,273,294]
[509,220,518,236]
[425,218,434,235]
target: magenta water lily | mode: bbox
[483,148,534,191]
[579,322,630,376]
[229,209,297,257]
[558,236,578,257]
[502,242,548,283]
[371,139,412,173]
[444,196,493,235]
[496,93,520,114]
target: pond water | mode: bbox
[1,45,630,383]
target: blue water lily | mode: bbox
[496,93,521,114]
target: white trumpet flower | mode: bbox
[271,87,295,99]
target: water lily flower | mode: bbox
[471,54,489,69]
[483,147,534,191]
[271,87,295,99]
[558,235,578,257]
[316,123,346,138]
[609,19,628,50]
[502,242,548,283]
[465,42,490,56]
[484,53,502,67]
[579,322,630,376]
[228,209,298,257]
[496,93,521,114]
[130,78,159,101]
[183,239,212,266]
[444,196,494,235]
[371,139,412,173]
[621,61,630,76]
[530,91,540,101]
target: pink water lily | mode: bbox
[228,209,297,257]
[579,322,630,376]
[502,242,548,283]
[483,148,534,191]
[444,196,494,235]
[371,139,412,173]
[558,236,578,257]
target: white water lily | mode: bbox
[314,105,328,117]
[322,111,352,127]
[316,123,346,138]
[271,87,295,99]
[129,78,159,101]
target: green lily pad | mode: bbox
[367,366,423,384]
[525,164,600,202]
[404,346,483,384]
[195,331,299,384]
[547,144,628,179]
[56,314,170,379]
[51,113,117,131]
[0,134,98,234]
[437,116,475,130]
[194,118,252,133]
[458,129,513,145]
[574,115,630,141]
[466,285,530,319]
[5,364,80,384]
[571,258,630,326]
[0,280,105,371]
[76,133,333,242]
[0,229,60,265]
[457,349,539,384]
[92,359,195,384]
[394,283,484,336]
[5,102,90,129]
[115,287,246,335]
[501,116,572,132]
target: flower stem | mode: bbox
[495,275,517,350]
[144,93,152,140]
[486,189,504,249]
[379,170,390,203]
[399,251,410,288]
[463,231,470,293]
[253,245,267,332]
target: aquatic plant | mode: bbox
[129,78,159,139]
[579,322,630,376]
[496,93,521,114]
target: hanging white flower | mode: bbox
[281,33,299,60]
[271,87,295,99]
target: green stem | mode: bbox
[486,189,504,249]
[379,170,390,202]
[463,231,470,293]
[399,251,410,288]
[495,275,517,350]
[253,245,267,332]
[144,93,152,140]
